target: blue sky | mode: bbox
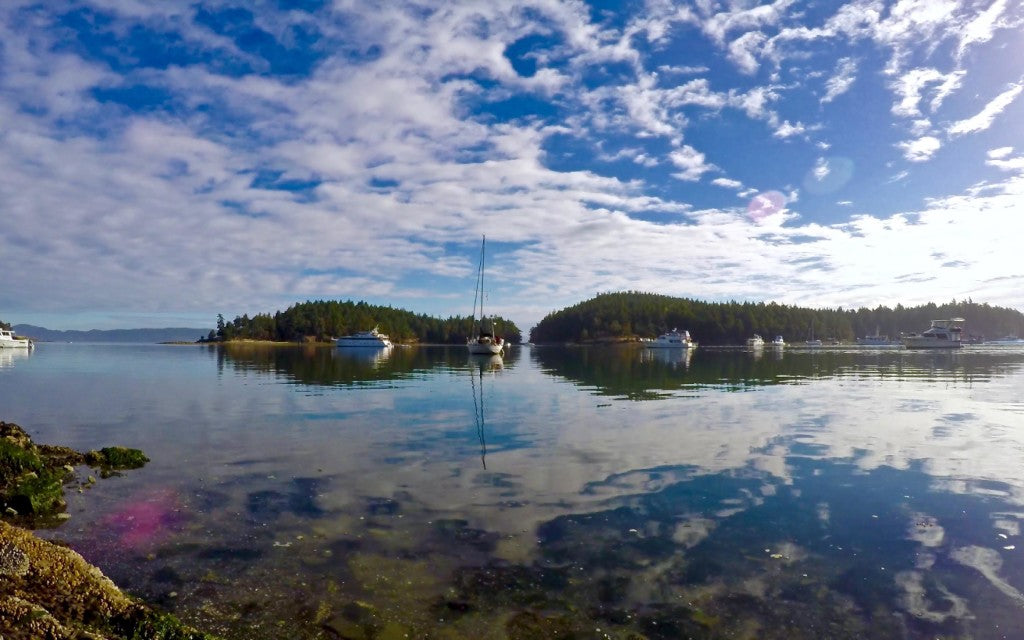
[1,0,1022,331]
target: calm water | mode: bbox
[4,343,1024,639]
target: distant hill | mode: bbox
[12,325,212,343]
[529,292,1024,344]
[215,300,523,344]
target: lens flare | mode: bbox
[747,191,786,221]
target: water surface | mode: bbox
[3,343,1024,639]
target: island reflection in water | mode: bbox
[10,343,1024,639]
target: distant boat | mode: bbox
[901,318,964,349]
[467,235,505,356]
[771,335,785,347]
[747,334,765,347]
[336,327,392,348]
[805,319,822,347]
[857,335,893,346]
[0,328,33,349]
[649,328,695,349]
[857,326,892,346]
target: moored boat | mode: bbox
[467,236,505,356]
[336,327,392,348]
[856,335,892,346]
[901,318,964,349]
[804,318,822,347]
[648,328,695,349]
[0,328,33,349]
[857,326,893,346]
[746,334,764,348]
[771,335,785,347]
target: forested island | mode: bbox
[205,299,523,345]
[529,292,1024,345]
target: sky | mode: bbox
[1,0,1023,332]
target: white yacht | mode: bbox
[0,328,33,349]
[901,318,964,349]
[771,335,785,347]
[648,328,695,349]
[746,334,764,348]
[336,327,392,348]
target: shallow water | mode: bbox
[4,342,1024,639]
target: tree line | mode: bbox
[206,299,523,344]
[528,292,1024,345]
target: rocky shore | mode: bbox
[0,421,219,639]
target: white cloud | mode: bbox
[773,120,806,138]
[669,145,717,181]
[956,0,1011,60]
[727,31,768,75]
[899,136,942,162]
[948,83,1024,136]
[813,157,831,181]
[712,177,744,190]
[699,0,796,45]
[986,148,1024,172]
[890,68,965,118]
[657,64,711,75]
[821,57,857,103]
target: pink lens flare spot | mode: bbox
[747,191,786,221]
[102,487,183,549]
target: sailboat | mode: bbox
[805,318,822,347]
[467,235,505,355]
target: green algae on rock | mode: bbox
[85,446,150,470]
[0,421,148,519]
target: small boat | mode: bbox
[857,326,892,346]
[746,334,764,347]
[336,327,392,348]
[805,319,822,347]
[0,328,33,349]
[988,335,1022,345]
[856,335,892,346]
[648,328,696,349]
[467,236,505,356]
[901,318,964,349]
[771,335,785,347]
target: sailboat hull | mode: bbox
[468,339,504,355]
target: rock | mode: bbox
[1,420,148,522]
[0,541,29,577]
[0,521,220,639]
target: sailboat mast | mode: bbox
[480,235,486,323]
[470,236,485,334]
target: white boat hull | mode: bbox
[648,329,695,349]
[336,339,391,348]
[336,328,392,348]
[0,330,32,349]
[468,339,504,355]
